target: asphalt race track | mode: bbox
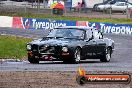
[0,27,132,71]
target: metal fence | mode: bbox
[0,1,52,13]
[0,0,131,19]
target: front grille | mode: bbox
[31,44,39,52]
[39,45,61,54]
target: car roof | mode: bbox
[55,26,94,30]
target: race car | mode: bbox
[26,26,114,64]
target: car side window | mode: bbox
[109,1,115,4]
[116,2,125,6]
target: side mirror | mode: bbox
[85,36,94,42]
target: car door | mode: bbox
[92,29,105,55]
[104,4,111,10]
[82,28,106,58]
[96,39,106,55]
[82,39,98,59]
[128,3,132,9]
[93,29,106,55]
[82,29,98,58]
[113,2,126,11]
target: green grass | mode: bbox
[0,12,132,24]
[0,35,32,59]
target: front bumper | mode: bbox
[27,51,71,61]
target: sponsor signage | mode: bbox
[76,67,131,85]
[76,21,132,35]
[88,22,132,35]
[12,17,132,35]
[12,17,76,30]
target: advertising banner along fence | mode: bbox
[88,22,132,35]
[12,16,132,35]
[12,17,76,30]
[76,21,132,35]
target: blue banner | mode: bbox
[22,18,76,30]
[17,17,132,35]
[88,22,132,35]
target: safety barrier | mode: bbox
[0,16,13,28]
[0,16,132,35]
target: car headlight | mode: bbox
[27,45,31,50]
[62,47,68,52]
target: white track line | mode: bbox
[115,48,132,50]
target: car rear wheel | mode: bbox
[28,57,39,64]
[100,48,111,62]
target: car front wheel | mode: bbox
[100,48,111,62]
[73,48,81,63]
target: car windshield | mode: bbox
[47,28,85,39]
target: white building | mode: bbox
[84,0,104,8]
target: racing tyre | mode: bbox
[28,57,39,64]
[100,48,111,62]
